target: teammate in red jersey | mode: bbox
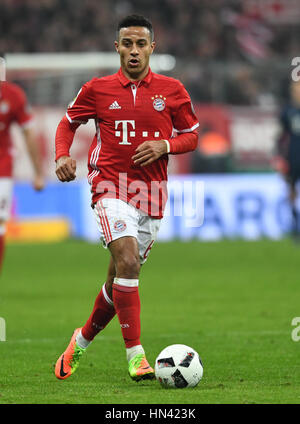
[54,15,199,381]
[0,60,44,273]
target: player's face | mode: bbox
[115,26,155,80]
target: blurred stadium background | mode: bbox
[1,0,300,243]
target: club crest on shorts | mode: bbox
[152,95,166,111]
[113,220,127,232]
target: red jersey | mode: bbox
[56,68,199,218]
[0,82,33,177]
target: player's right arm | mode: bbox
[56,154,77,182]
[55,117,80,182]
[55,80,96,182]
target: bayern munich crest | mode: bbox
[113,220,127,232]
[152,95,166,111]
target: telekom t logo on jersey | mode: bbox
[115,120,160,145]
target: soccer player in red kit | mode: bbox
[54,15,199,381]
[0,61,44,273]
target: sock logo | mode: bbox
[92,322,104,330]
[120,323,130,328]
[60,355,68,377]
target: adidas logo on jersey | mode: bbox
[109,101,121,109]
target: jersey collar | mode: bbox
[117,67,153,87]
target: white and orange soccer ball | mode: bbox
[154,344,203,388]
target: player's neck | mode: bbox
[121,66,150,82]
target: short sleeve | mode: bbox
[172,82,199,134]
[66,79,97,124]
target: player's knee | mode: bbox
[115,254,140,278]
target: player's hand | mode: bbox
[271,156,289,175]
[56,156,77,182]
[132,140,168,167]
[33,174,45,191]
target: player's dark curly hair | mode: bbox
[116,14,154,41]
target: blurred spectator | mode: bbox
[274,80,300,238]
[224,65,260,105]
[191,124,232,173]
[190,104,232,173]
[0,0,299,60]
[1,0,299,106]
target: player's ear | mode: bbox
[150,41,156,54]
[114,41,120,54]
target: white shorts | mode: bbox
[0,178,13,222]
[93,198,161,264]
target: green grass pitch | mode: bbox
[0,239,299,404]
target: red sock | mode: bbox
[0,234,5,273]
[81,283,116,341]
[112,278,141,348]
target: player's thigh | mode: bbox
[137,215,161,265]
[93,197,139,248]
[0,178,13,224]
[109,235,140,275]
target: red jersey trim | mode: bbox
[66,111,87,124]
[174,122,200,133]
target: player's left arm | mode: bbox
[132,131,198,167]
[132,138,169,167]
[167,83,199,155]
[132,84,198,167]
